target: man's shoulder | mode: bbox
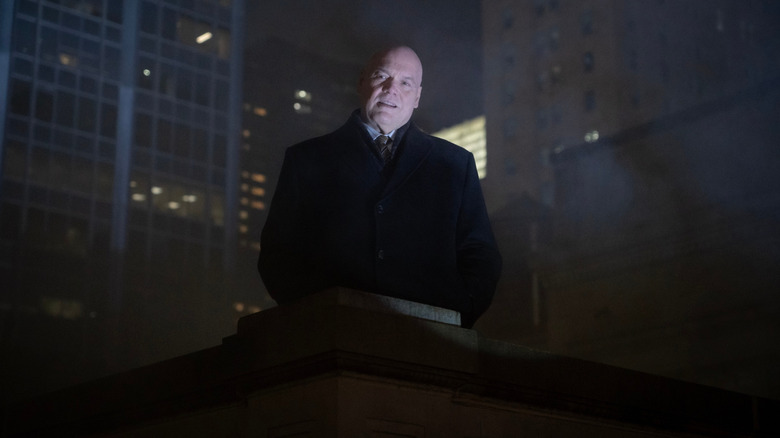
[287,118,358,154]
[289,133,332,151]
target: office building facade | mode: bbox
[1,0,244,399]
[481,0,780,398]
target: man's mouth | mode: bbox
[378,100,397,108]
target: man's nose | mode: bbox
[382,78,398,93]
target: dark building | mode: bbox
[545,77,780,399]
[479,0,780,398]
[0,0,245,401]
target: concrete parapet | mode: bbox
[5,288,779,437]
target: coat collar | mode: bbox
[332,112,435,198]
[382,123,434,196]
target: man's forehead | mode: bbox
[374,65,419,79]
[370,57,422,83]
[367,47,421,67]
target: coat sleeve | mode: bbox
[257,147,319,303]
[456,153,502,328]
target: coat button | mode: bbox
[377,249,384,260]
[376,204,384,214]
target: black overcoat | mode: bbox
[258,113,502,327]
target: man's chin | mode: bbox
[371,117,399,133]
[375,113,413,131]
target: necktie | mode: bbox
[376,135,393,163]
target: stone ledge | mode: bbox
[5,288,779,437]
[238,287,461,332]
[227,288,478,376]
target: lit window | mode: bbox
[250,200,265,210]
[168,201,180,209]
[432,116,487,179]
[132,193,147,201]
[239,210,249,220]
[40,297,84,320]
[251,173,266,183]
[241,183,249,192]
[251,187,265,197]
[584,130,599,143]
[151,186,163,195]
[240,197,249,206]
[182,194,197,202]
[242,129,251,138]
[253,107,267,116]
[295,89,311,101]
[239,224,248,233]
[59,53,78,67]
[195,31,213,44]
[212,193,225,226]
[293,102,311,114]
[177,16,231,59]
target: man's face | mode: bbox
[358,47,423,134]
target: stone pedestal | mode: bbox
[6,288,779,437]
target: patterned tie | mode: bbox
[376,135,393,163]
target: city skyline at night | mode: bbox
[1,0,779,407]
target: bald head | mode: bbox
[358,46,423,134]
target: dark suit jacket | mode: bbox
[258,112,502,327]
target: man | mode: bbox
[258,46,501,328]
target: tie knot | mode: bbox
[376,135,393,163]
[376,135,392,146]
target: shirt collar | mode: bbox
[350,109,411,144]
[360,119,396,142]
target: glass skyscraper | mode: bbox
[1,0,244,400]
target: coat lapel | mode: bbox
[328,116,434,199]
[380,124,434,197]
[331,118,385,181]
